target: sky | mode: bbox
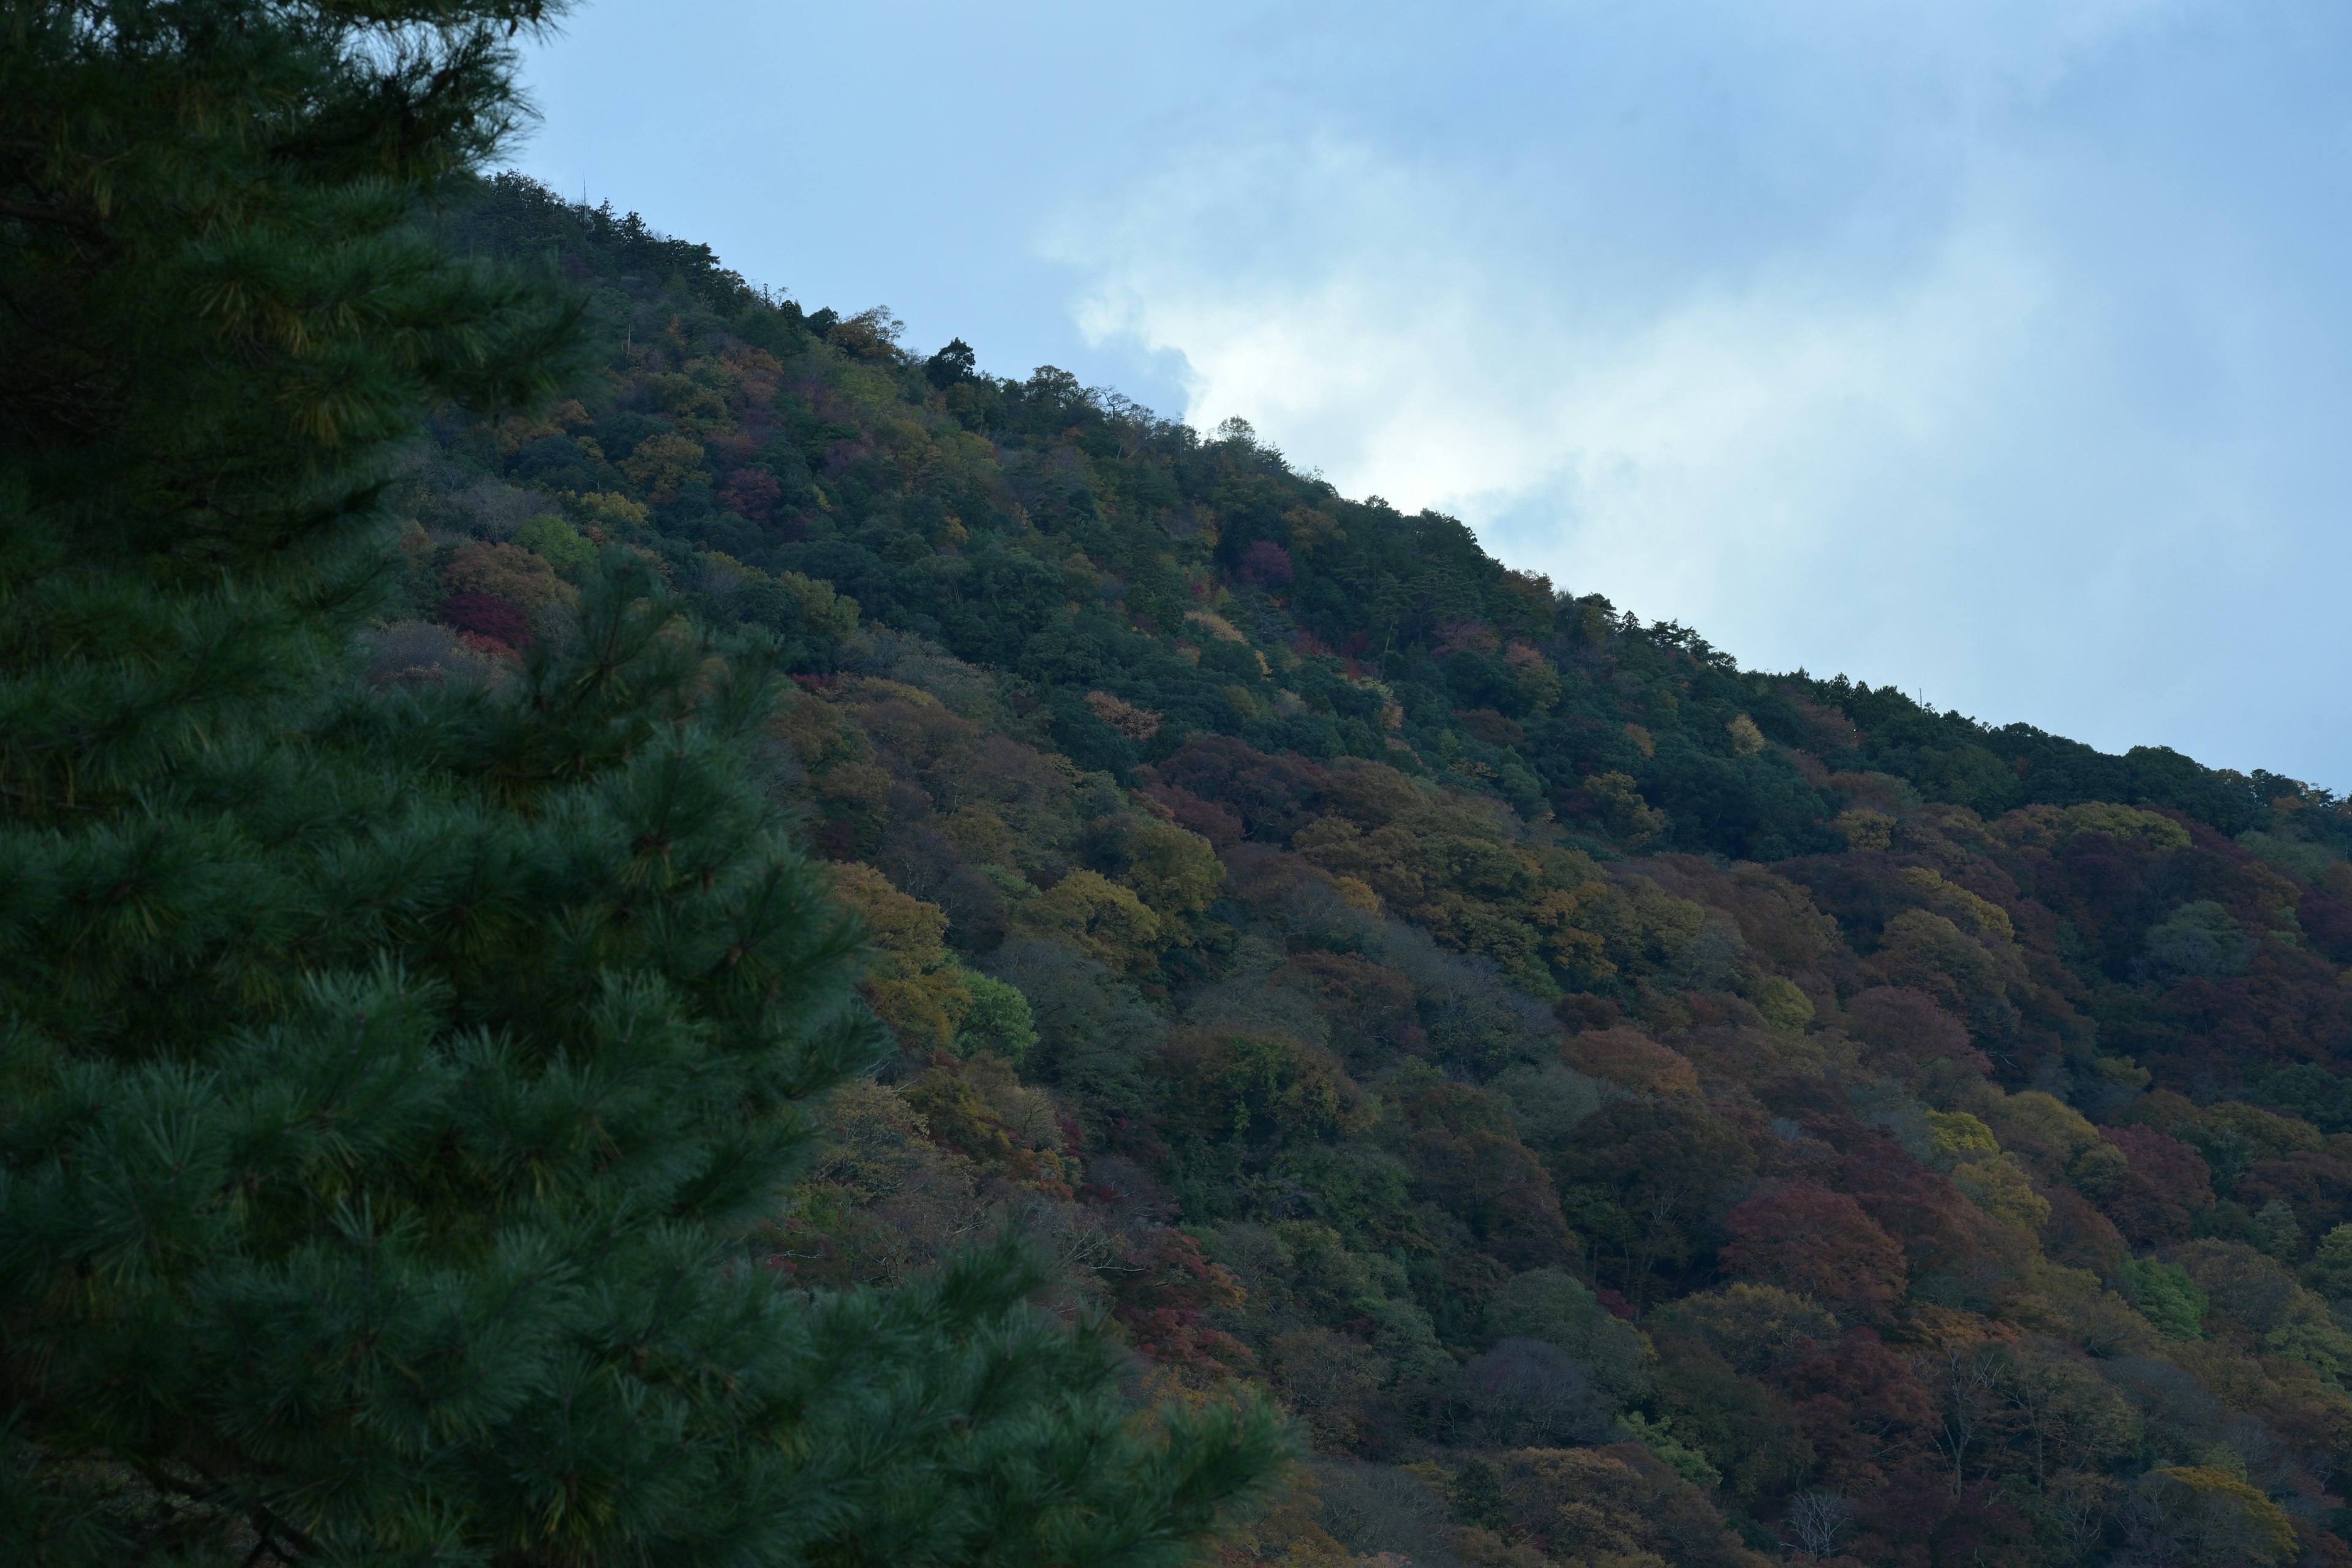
[514,1,2352,788]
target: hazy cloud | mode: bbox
[1044,1,2352,780]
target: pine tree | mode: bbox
[0,3,1283,1563]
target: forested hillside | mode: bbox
[396,173,2352,1566]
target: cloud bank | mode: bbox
[1046,1,2352,782]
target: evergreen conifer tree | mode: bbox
[0,3,1282,1562]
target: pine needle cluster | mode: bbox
[0,3,1285,1562]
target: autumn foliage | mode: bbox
[1718,1184,1908,1318]
[342,172,2352,1567]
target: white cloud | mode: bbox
[1057,129,2056,664]
[1045,0,2352,782]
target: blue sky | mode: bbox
[515,1,2352,788]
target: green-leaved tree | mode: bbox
[0,2,1281,1562]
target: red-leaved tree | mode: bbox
[1237,540,1293,587]
[437,590,531,649]
[1101,1227,1251,1370]
[1766,1327,1936,1493]
[1719,1182,1907,1317]
[2095,1124,2215,1246]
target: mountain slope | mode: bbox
[389,173,2352,1566]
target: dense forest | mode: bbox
[337,170,2352,1567]
[4,7,1284,1567]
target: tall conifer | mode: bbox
[0,3,1281,1562]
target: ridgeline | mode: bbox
[372,172,2352,1565]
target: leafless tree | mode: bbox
[1447,1337,1611,1448]
[1785,1491,1855,1559]
[1916,1342,2007,1498]
[2045,1471,2120,1565]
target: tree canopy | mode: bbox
[0,6,1279,1564]
[374,168,2352,1566]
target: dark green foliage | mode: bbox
[0,4,1281,1562]
[2250,1063,2352,1134]
[982,938,1167,1126]
[1,0,581,587]
[1447,1455,1507,1529]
